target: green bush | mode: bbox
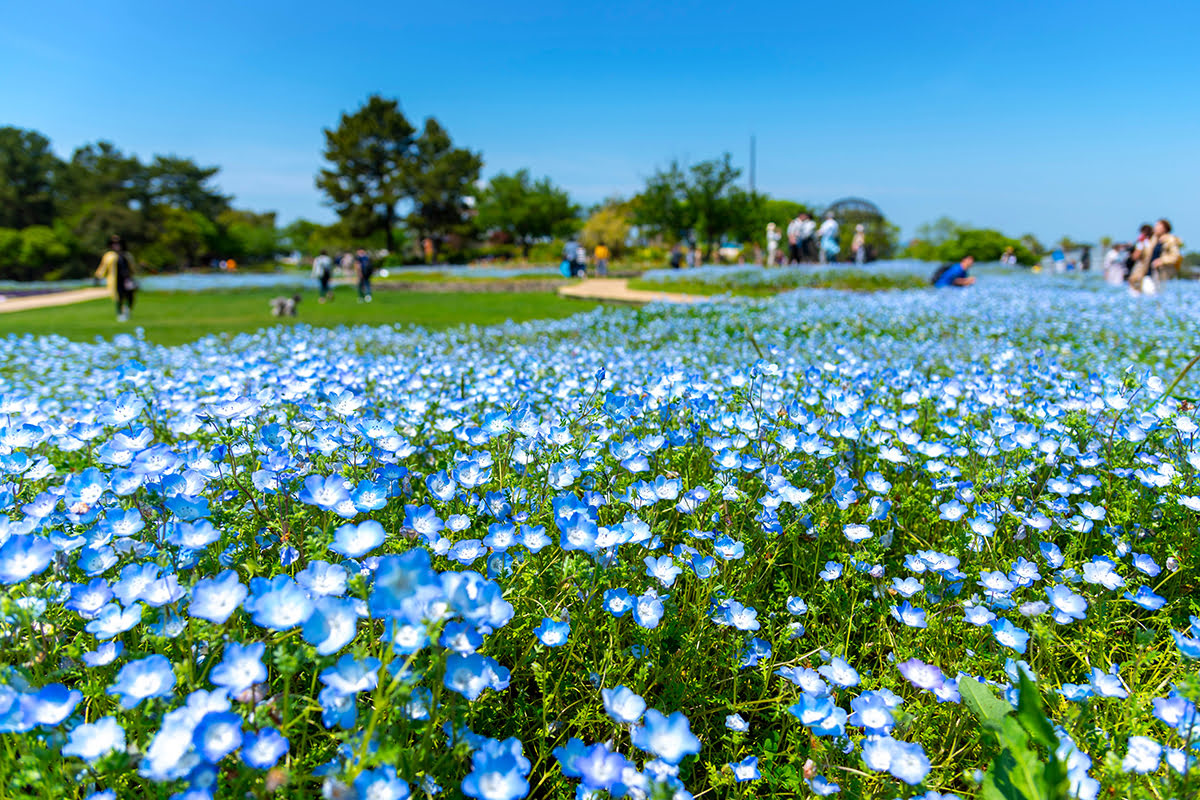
[526,238,566,264]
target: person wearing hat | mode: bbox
[95,234,138,321]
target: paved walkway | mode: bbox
[558,277,707,305]
[0,288,108,314]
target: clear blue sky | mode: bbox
[3,1,1198,243]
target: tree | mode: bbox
[158,207,218,267]
[217,209,279,262]
[146,156,229,218]
[632,161,690,242]
[580,198,633,257]
[405,118,482,259]
[914,216,962,246]
[316,95,416,252]
[0,127,61,229]
[684,154,742,257]
[476,169,578,257]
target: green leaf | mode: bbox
[959,675,1014,725]
[1015,669,1058,752]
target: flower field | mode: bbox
[1,273,1198,800]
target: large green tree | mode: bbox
[632,160,690,241]
[475,169,578,257]
[316,95,416,253]
[0,127,61,229]
[684,154,742,256]
[405,118,483,259]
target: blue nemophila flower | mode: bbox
[725,713,749,732]
[729,755,761,781]
[108,654,176,708]
[443,653,510,701]
[241,727,289,769]
[819,562,843,581]
[787,596,809,615]
[354,765,410,800]
[1089,665,1128,699]
[644,555,683,587]
[1122,736,1162,774]
[990,618,1030,653]
[298,474,350,511]
[713,599,760,631]
[630,709,701,764]
[65,578,114,618]
[193,711,244,762]
[534,618,570,647]
[849,692,897,735]
[1131,552,1161,577]
[62,716,124,763]
[82,641,123,667]
[890,601,927,628]
[602,686,646,724]
[575,742,631,792]
[330,520,386,559]
[319,654,381,696]
[245,575,314,631]
[84,602,143,640]
[897,658,945,692]
[28,683,82,726]
[302,596,359,656]
[633,589,665,629]
[808,775,841,796]
[461,751,528,800]
[211,642,267,696]
[189,570,248,624]
[861,735,932,785]
[843,523,872,543]
[603,588,633,618]
[1081,558,1124,591]
[295,560,348,597]
[818,657,860,688]
[1124,585,1166,611]
[1046,584,1088,624]
[0,534,55,584]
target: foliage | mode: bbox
[0,126,59,229]
[476,170,579,256]
[904,217,1038,265]
[630,264,927,295]
[316,96,416,253]
[579,198,633,256]
[403,118,483,261]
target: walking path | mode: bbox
[0,288,108,314]
[557,277,707,305]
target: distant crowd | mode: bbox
[311,249,376,303]
[1102,219,1183,295]
[764,212,868,266]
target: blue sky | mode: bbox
[3,1,1198,243]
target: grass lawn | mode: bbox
[0,288,598,346]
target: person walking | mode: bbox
[766,222,781,267]
[312,250,334,302]
[593,242,610,277]
[852,224,867,265]
[355,248,374,302]
[818,213,840,264]
[95,234,137,321]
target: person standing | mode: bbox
[818,213,840,264]
[95,234,137,321]
[1103,243,1126,285]
[852,224,867,265]
[593,242,610,277]
[766,222,781,267]
[312,250,334,302]
[798,213,818,262]
[1130,218,1183,292]
[355,248,374,302]
[786,213,803,265]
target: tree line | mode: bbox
[1,94,1060,279]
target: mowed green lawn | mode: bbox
[0,288,598,346]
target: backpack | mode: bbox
[559,260,572,277]
[930,262,955,285]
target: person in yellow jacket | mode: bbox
[593,243,611,277]
[94,234,138,321]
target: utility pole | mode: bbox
[749,135,756,195]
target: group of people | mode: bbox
[560,240,610,277]
[311,249,375,302]
[765,212,867,267]
[1102,218,1183,295]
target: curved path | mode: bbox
[557,277,707,305]
[0,288,109,314]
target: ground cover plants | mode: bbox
[0,271,1197,799]
[632,262,933,296]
